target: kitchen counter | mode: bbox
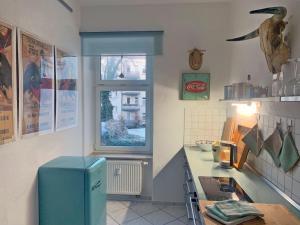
[184,146,300,219]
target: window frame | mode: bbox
[95,55,153,154]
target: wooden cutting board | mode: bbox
[199,200,300,225]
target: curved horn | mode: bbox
[250,7,287,19]
[227,29,259,42]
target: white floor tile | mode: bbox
[107,201,127,214]
[162,205,186,218]
[107,215,119,225]
[109,207,140,224]
[178,215,189,224]
[143,210,176,225]
[123,217,152,225]
[165,220,186,225]
[129,202,160,216]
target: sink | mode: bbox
[198,176,253,202]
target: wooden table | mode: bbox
[199,200,300,225]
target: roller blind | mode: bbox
[80,31,164,56]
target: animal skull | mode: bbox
[227,7,290,74]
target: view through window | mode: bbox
[96,55,151,152]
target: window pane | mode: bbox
[100,90,146,147]
[101,56,146,80]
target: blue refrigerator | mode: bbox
[38,156,106,225]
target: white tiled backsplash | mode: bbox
[184,103,227,146]
[247,114,300,205]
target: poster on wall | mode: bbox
[182,73,210,100]
[0,21,16,144]
[19,31,55,137]
[55,48,78,131]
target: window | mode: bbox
[80,31,163,153]
[96,55,152,153]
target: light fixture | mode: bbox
[232,102,258,116]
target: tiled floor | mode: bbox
[107,200,192,225]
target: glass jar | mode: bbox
[284,61,299,96]
[272,73,283,97]
[293,73,300,96]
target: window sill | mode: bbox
[91,152,153,160]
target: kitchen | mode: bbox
[1,0,300,225]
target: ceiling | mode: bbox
[78,0,232,6]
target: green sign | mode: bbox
[181,73,210,100]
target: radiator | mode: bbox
[107,160,142,195]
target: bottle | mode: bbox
[246,74,253,98]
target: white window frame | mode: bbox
[95,55,153,154]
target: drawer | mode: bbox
[187,196,203,225]
[184,165,193,182]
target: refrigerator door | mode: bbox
[85,158,107,225]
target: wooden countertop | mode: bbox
[199,200,300,225]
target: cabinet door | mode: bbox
[85,159,107,225]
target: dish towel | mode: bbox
[205,200,264,221]
[279,131,300,172]
[263,127,283,167]
[242,124,263,156]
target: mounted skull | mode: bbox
[227,7,290,74]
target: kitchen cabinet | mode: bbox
[183,155,204,225]
[182,146,300,225]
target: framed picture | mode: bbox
[182,73,210,100]
[55,48,78,131]
[0,21,17,144]
[18,30,55,137]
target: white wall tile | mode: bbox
[292,180,300,197]
[184,106,226,145]
[285,175,292,192]
[292,166,300,183]
[295,119,300,135]
[246,113,300,205]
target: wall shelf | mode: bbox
[219,96,300,103]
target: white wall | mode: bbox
[0,1,82,225]
[81,3,231,202]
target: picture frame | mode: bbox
[181,73,210,100]
[55,47,79,131]
[0,20,17,144]
[18,30,55,137]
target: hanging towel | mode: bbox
[279,131,300,172]
[263,127,283,167]
[242,124,263,156]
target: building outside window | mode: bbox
[96,55,152,153]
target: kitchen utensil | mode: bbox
[232,125,251,170]
[222,118,235,141]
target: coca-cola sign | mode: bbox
[182,73,210,100]
[185,80,207,93]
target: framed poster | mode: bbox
[182,73,210,100]
[55,48,78,131]
[18,31,55,137]
[0,21,16,144]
